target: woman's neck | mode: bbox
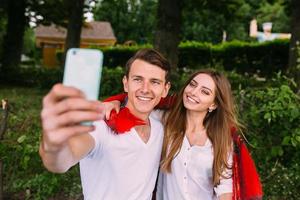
[186,110,206,133]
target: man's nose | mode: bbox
[141,81,150,93]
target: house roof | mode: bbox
[35,21,116,41]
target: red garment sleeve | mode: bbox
[103,93,127,103]
[155,94,177,109]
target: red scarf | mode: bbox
[232,129,263,200]
[104,94,263,199]
[103,93,146,133]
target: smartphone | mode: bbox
[63,48,103,100]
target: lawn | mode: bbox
[0,85,82,199]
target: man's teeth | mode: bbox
[187,96,198,103]
[138,96,152,101]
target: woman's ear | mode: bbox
[208,103,217,112]
[122,76,128,92]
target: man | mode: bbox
[39,49,171,199]
[249,19,291,42]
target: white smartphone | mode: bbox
[63,48,103,100]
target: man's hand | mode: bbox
[40,84,105,172]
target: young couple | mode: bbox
[39,49,262,200]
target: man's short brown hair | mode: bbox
[125,49,171,83]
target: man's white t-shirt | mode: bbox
[79,111,164,200]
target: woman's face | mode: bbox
[183,73,217,113]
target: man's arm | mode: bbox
[249,19,258,38]
[39,84,105,173]
[249,19,258,37]
[219,193,232,200]
[277,33,291,39]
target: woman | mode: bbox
[104,69,262,200]
[156,69,237,200]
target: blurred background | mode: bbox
[0,0,300,199]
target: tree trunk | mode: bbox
[0,0,26,73]
[288,0,300,92]
[154,0,182,70]
[63,0,84,65]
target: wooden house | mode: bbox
[35,21,116,67]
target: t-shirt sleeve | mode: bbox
[214,152,233,197]
[151,110,164,122]
[87,120,110,158]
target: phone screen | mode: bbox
[63,48,103,100]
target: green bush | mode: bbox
[0,87,82,199]
[92,40,290,76]
[235,73,300,199]
[0,66,127,97]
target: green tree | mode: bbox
[93,0,157,44]
[254,0,290,33]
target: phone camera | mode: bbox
[72,50,77,55]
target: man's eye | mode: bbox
[133,78,141,82]
[152,81,160,85]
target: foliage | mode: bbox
[93,0,157,44]
[0,87,82,199]
[255,0,290,33]
[91,0,291,44]
[91,40,290,76]
[100,66,125,96]
[235,73,300,198]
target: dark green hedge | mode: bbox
[94,40,289,76]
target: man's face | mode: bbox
[123,59,170,119]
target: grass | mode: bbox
[0,85,82,199]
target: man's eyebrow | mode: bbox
[131,75,143,78]
[150,78,163,83]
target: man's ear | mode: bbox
[162,82,171,98]
[122,76,128,92]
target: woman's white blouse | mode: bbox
[156,135,232,200]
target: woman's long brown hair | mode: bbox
[160,69,240,186]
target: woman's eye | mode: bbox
[189,82,196,87]
[202,90,210,95]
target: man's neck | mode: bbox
[125,106,151,121]
[135,124,151,143]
